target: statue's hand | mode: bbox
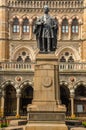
[36,20,43,25]
[43,21,47,25]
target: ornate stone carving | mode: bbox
[42,76,52,87]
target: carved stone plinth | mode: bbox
[26,54,68,130]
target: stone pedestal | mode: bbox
[26,53,68,130]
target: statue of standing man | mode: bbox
[33,5,58,53]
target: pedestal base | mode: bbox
[25,123,68,130]
[27,111,65,123]
[26,53,68,130]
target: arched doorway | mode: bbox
[60,84,70,116]
[4,85,16,116]
[20,85,33,115]
[75,84,86,117]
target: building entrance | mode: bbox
[60,84,70,116]
[4,85,16,116]
[20,85,33,115]
[75,84,86,117]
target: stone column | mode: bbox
[9,20,13,39]
[16,89,21,118]
[29,19,33,40]
[68,20,72,40]
[70,89,75,118]
[58,23,62,40]
[0,0,9,61]
[55,65,61,105]
[19,19,22,39]
[1,91,5,117]
[79,24,81,40]
[0,89,2,117]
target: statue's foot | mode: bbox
[42,50,46,52]
[39,50,45,53]
[47,50,50,52]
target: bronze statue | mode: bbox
[33,5,58,53]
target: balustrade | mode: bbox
[0,62,86,72]
[59,62,86,71]
[0,62,34,71]
[8,0,83,9]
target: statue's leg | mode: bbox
[39,38,43,51]
[42,38,45,52]
[52,38,55,51]
[47,38,51,52]
[37,38,40,49]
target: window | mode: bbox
[25,56,31,62]
[68,56,74,62]
[16,51,31,62]
[22,18,29,33]
[59,51,75,62]
[17,56,23,62]
[72,18,78,33]
[77,105,83,113]
[60,56,66,62]
[62,18,68,33]
[13,18,19,33]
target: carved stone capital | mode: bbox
[16,93,21,98]
[16,89,21,97]
[70,89,75,98]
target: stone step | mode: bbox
[9,120,27,126]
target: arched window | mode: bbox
[60,56,66,62]
[72,18,78,33]
[25,56,31,62]
[60,84,70,116]
[13,18,19,33]
[17,56,23,62]
[75,85,86,97]
[62,18,68,33]
[16,51,31,62]
[22,18,29,33]
[59,51,75,62]
[68,56,74,62]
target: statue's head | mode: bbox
[44,5,49,14]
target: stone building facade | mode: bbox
[0,0,86,117]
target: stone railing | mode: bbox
[59,62,86,72]
[0,62,34,71]
[0,62,86,72]
[8,0,83,9]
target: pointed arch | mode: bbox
[71,15,79,21]
[12,17,20,33]
[20,80,33,90]
[12,46,35,62]
[20,80,33,115]
[62,18,68,34]
[22,15,30,20]
[60,80,70,115]
[12,15,20,19]
[74,81,86,89]
[55,46,81,61]
[1,80,15,90]
[22,17,29,33]
[2,81,17,116]
[61,15,69,21]
[74,81,86,98]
